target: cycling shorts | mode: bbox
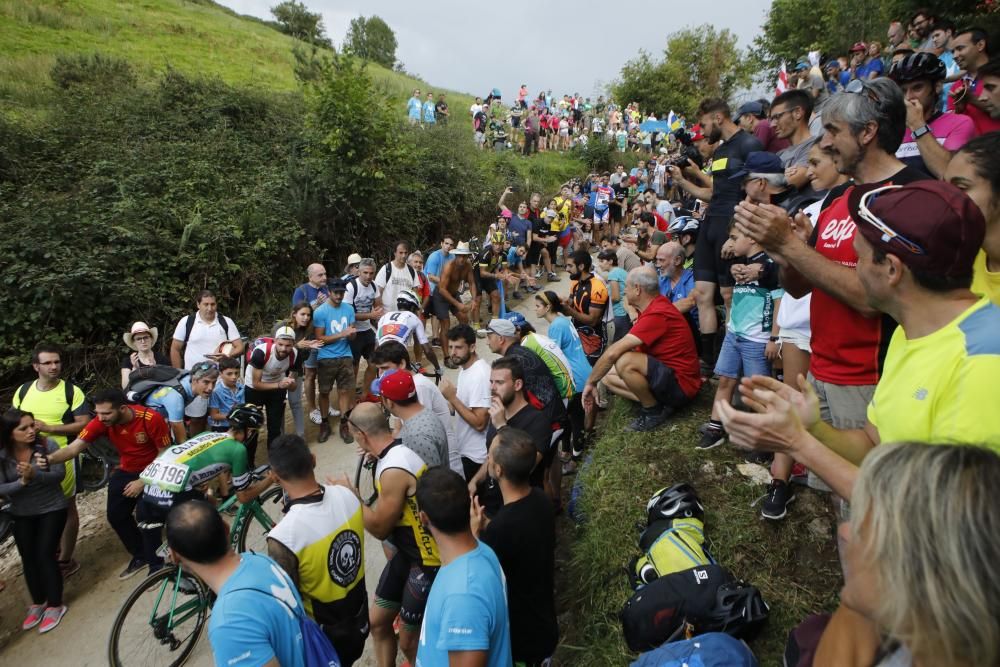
[693,214,735,287]
[374,551,439,630]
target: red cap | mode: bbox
[690,123,705,142]
[849,42,867,52]
[378,370,417,402]
[847,181,985,278]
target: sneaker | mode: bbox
[340,420,354,444]
[761,479,796,520]
[534,270,542,279]
[328,407,341,418]
[318,422,331,443]
[38,605,67,634]
[22,604,45,630]
[431,337,442,348]
[309,409,323,425]
[118,557,147,581]
[625,406,669,432]
[512,290,523,300]
[789,462,809,485]
[695,423,727,450]
[547,272,559,281]
[58,559,80,579]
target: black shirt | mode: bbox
[707,129,764,215]
[485,410,554,487]
[480,489,558,662]
[504,345,567,424]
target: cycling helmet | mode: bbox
[396,289,421,312]
[227,403,265,430]
[668,215,696,236]
[682,218,700,235]
[888,52,946,83]
[697,581,770,639]
[645,483,704,524]
[504,311,528,330]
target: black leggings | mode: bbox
[13,508,68,606]
[563,394,586,457]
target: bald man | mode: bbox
[292,263,331,309]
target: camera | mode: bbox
[668,145,704,170]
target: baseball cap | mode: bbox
[735,101,764,122]
[486,318,517,337]
[730,151,785,180]
[346,253,363,265]
[375,370,416,402]
[846,181,985,278]
[689,124,705,142]
[328,278,347,292]
[499,207,512,219]
[849,42,867,53]
[824,59,841,70]
[274,326,297,341]
[795,61,810,72]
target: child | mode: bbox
[697,221,782,450]
[209,357,244,432]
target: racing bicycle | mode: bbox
[106,465,284,667]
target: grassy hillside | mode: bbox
[0,0,474,112]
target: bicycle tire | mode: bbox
[79,450,111,492]
[353,455,378,506]
[107,566,210,667]
[235,486,284,553]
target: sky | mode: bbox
[219,0,773,100]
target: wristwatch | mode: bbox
[769,336,779,342]
[912,125,933,140]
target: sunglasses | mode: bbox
[133,335,152,341]
[845,78,881,104]
[856,185,926,255]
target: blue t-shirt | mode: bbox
[145,376,194,423]
[659,268,699,329]
[416,542,512,667]
[608,267,628,318]
[423,100,437,123]
[425,249,454,294]
[408,97,422,120]
[855,58,883,80]
[208,553,306,667]
[506,246,522,268]
[507,215,532,247]
[209,381,245,428]
[547,315,592,393]
[312,301,356,360]
[291,282,329,308]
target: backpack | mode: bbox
[236,588,342,667]
[381,261,416,286]
[16,379,86,424]
[630,632,759,667]
[125,366,191,405]
[182,313,231,343]
[245,337,298,368]
[629,518,714,590]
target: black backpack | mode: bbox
[181,313,231,342]
[16,379,87,424]
[381,261,416,285]
[125,365,191,405]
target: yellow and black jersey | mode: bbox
[376,441,441,567]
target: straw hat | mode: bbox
[123,321,158,350]
[452,241,474,255]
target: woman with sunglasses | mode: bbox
[120,321,169,389]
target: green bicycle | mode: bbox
[106,467,284,667]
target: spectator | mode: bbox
[145,361,219,444]
[415,467,512,666]
[581,267,702,432]
[407,88,421,125]
[374,241,419,312]
[950,27,1000,135]
[473,427,558,666]
[523,108,539,155]
[655,242,698,337]
[344,257,383,392]
[266,434,369,666]
[312,278,357,444]
[889,52,974,177]
[244,326,300,459]
[601,235,641,272]
[435,93,449,124]
[170,290,242,434]
[431,242,477,333]
[279,301,323,438]
[597,249,632,341]
[824,60,850,95]
[563,250,609,365]
[930,19,961,109]
[974,58,1000,119]
[208,357,244,432]
[771,90,819,193]
[342,253,363,281]
[166,500,307,665]
[910,8,936,50]
[1,408,69,633]
[439,325,492,481]
[120,321,169,389]
[735,100,789,153]
[377,369,449,469]
[291,263,330,310]
[635,212,667,262]
[886,21,907,59]
[424,234,455,297]
[643,189,676,228]
[48,389,170,578]
[423,93,436,125]
[12,342,88,579]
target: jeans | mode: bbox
[12,509,68,606]
[523,131,538,155]
[106,469,163,567]
[245,386,288,456]
[287,379,305,437]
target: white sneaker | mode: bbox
[309,409,323,425]
[328,407,341,418]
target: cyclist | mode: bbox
[267,434,369,666]
[336,402,439,667]
[375,289,442,376]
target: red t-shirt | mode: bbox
[947,78,1000,136]
[629,295,702,398]
[78,406,171,473]
[809,167,927,385]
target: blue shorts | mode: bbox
[304,348,319,370]
[593,208,609,224]
[714,333,770,379]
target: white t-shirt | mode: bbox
[776,199,820,338]
[376,311,428,347]
[343,278,379,332]
[172,313,240,370]
[454,358,492,464]
[374,262,418,314]
[654,200,675,225]
[413,374,462,475]
[244,342,297,389]
[470,103,482,117]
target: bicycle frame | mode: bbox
[227,493,278,545]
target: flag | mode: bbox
[667,110,682,131]
[775,62,789,96]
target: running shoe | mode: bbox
[547,272,559,281]
[309,409,323,425]
[38,605,67,634]
[118,557,147,580]
[318,422,331,443]
[22,604,45,630]
[625,405,669,432]
[760,479,796,520]
[328,407,341,418]
[695,423,727,450]
[340,420,354,444]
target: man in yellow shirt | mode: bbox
[718,181,1000,501]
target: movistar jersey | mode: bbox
[375,442,440,567]
[140,431,250,507]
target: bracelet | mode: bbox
[769,336,779,342]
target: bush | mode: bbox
[572,137,616,173]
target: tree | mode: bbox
[610,26,754,116]
[343,15,398,69]
[270,0,332,48]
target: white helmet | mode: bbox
[396,289,421,311]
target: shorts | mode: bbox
[778,330,811,354]
[593,208,609,225]
[184,394,209,418]
[611,200,625,222]
[349,329,376,363]
[430,289,460,320]
[511,116,521,128]
[317,357,356,394]
[807,374,875,493]
[474,131,485,144]
[374,552,439,630]
[693,214,735,287]
[559,129,569,137]
[475,271,499,294]
[546,240,559,262]
[303,348,319,370]
[645,355,691,408]
[526,243,544,266]
[714,333,770,379]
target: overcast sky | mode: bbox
[220,0,773,99]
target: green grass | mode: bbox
[0,0,474,114]
[555,395,842,665]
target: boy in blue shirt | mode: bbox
[209,357,244,431]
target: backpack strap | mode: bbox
[62,380,75,424]
[184,313,196,343]
[219,316,230,339]
[16,381,31,405]
[263,339,274,366]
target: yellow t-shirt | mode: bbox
[972,250,1000,306]
[867,298,1000,450]
[12,379,84,497]
[552,196,573,233]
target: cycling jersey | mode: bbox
[376,311,428,347]
[895,112,975,176]
[375,441,440,567]
[140,431,250,507]
[520,333,575,398]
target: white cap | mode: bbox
[274,326,297,340]
[346,253,363,265]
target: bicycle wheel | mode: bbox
[354,455,378,506]
[235,486,284,554]
[107,566,210,667]
[79,450,111,492]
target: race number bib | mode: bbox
[140,460,191,493]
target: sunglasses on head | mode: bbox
[845,78,882,104]
[857,185,926,256]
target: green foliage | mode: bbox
[343,15,398,69]
[269,0,331,48]
[571,137,616,173]
[49,52,137,90]
[611,26,755,115]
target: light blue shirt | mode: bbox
[313,301,356,360]
[208,553,306,667]
[425,249,454,294]
[608,267,628,318]
[659,268,699,329]
[417,542,512,667]
[145,376,193,423]
[209,381,244,428]
[408,97,422,120]
[547,315,592,394]
[423,100,437,123]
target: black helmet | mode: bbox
[888,52,946,83]
[227,403,265,430]
[645,483,704,524]
[698,581,769,639]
